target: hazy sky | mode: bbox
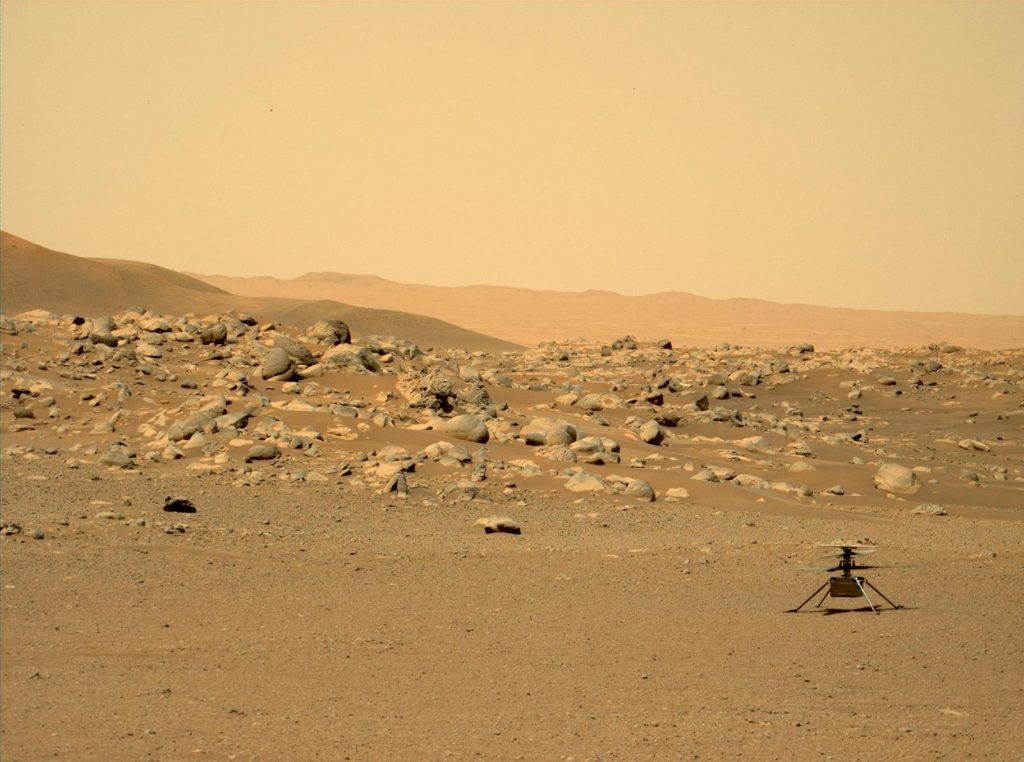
[2,1,1022,314]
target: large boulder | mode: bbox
[638,420,664,445]
[873,463,919,494]
[441,414,489,444]
[273,335,316,366]
[200,323,228,345]
[564,473,610,493]
[522,417,578,447]
[261,347,295,381]
[623,479,655,502]
[321,345,382,374]
[308,319,351,346]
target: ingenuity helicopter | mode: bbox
[789,543,904,614]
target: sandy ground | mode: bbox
[2,310,1023,760]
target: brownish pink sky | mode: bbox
[2,1,1022,314]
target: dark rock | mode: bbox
[163,496,197,513]
[200,323,228,345]
[655,411,681,428]
[246,444,281,462]
[89,332,118,347]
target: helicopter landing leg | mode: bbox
[788,581,829,613]
[853,577,879,614]
[864,580,902,610]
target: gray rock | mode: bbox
[261,347,295,380]
[564,473,609,493]
[522,417,577,447]
[480,516,521,535]
[638,420,664,445]
[873,463,919,494]
[733,474,769,489]
[89,332,118,347]
[958,439,990,452]
[535,444,577,462]
[94,511,126,520]
[167,400,228,442]
[135,341,163,358]
[99,449,134,469]
[441,414,490,444]
[623,479,655,501]
[274,335,316,366]
[308,319,351,345]
[320,346,382,374]
[245,444,281,462]
[200,323,228,345]
[383,473,409,494]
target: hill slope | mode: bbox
[0,232,519,351]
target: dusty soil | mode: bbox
[2,311,1023,760]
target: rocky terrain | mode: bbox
[0,232,521,354]
[2,303,1023,759]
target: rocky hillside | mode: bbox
[0,232,519,352]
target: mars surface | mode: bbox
[2,235,1023,760]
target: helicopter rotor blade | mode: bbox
[817,548,877,559]
[853,563,916,570]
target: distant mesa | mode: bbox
[4,230,1023,349]
[193,262,1024,350]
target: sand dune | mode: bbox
[194,270,1024,350]
[0,232,519,352]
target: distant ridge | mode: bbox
[0,232,520,352]
[191,269,1024,350]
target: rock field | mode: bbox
[2,307,1023,760]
